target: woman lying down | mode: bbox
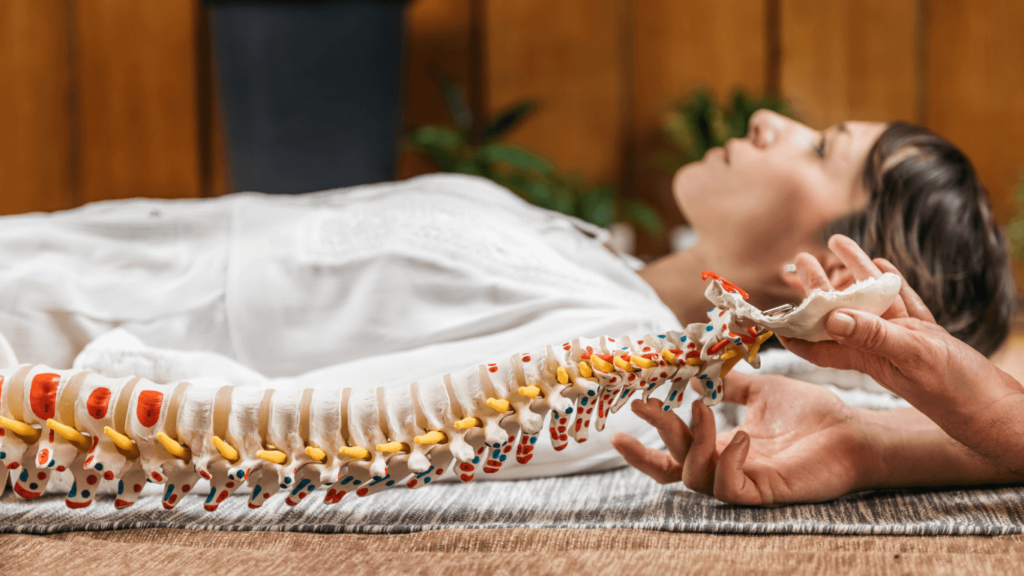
[0,111,1017,508]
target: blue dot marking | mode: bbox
[68,481,77,498]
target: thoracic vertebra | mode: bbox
[0,274,773,510]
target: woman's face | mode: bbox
[672,110,887,296]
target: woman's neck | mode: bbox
[637,247,715,326]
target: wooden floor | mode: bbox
[2,528,1024,576]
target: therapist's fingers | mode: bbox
[828,235,909,319]
[610,433,682,484]
[681,400,718,495]
[874,258,937,324]
[713,432,764,505]
[794,252,833,295]
[781,310,925,391]
[630,398,693,465]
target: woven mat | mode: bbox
[1,466,1022,536]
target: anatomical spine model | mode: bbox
[0,272,900,511]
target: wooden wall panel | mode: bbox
[780,0,917,128]
[925,0,1024,224]
[398,0,475,180]
[632,0,767,249]
[75,0,202,203]
[0,0,74,215]
[483,0,626,184]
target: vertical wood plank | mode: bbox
[398,0,475,180]
[926,0,1024,224]
[632,0,767,250]
[779,0,916,128]
[0,0,74,215]
[76,0,202,203]
[483,0,626,184]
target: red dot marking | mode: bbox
[37,472,46,480]
[435,468,443,474]
[136,390,164,428]
[134,484,142,493]
[226,481,235,488]
[168,494,177,504]
[84,457,93,467]
[407,479,418,488]
[30,373,61,420]
[152,472,163,482]
[56,465,65,472]
[37,449,49,466]
[86,475,97,485]
[104,471,115,481]
[182,484,191,493]
[217,490,229,503]
[87,387,112,420]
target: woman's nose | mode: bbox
[748,109,786,148]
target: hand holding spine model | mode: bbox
[0,272,900,511]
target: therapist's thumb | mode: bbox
[825,309,914,364]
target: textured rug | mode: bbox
[2,466,1022,536]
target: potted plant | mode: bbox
[404,71,663,248]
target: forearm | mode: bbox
[861,406,1024,490]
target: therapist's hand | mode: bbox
[782,235,1024,472]
[610,372,881,506]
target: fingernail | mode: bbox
[829,312,855,337]
[731,432,747,446]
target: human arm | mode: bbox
[611,372,1024,506]
[782,236,1024,474]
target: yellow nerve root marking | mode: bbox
[613,356,634,373]
[257,449,287,464]
[211,436,239,462]
[685,357,704,366]
[719,348,739,361]
[338,446,371,460]
[0,416,40,443]
[556,367,569,385]
[590,355,613,373]
[413,431,448,445]
[454,417,481,430]
[631,355,656,369]
[660,349,677,364]
[305,446,327,462]
[579,361,593,378]
[518,386,541,399]
[46,419,91,452]
[486,398,510,413]
[156,432,192,461]
[376,441,410,453]
[103,426,140,458]
[748,331,773,363]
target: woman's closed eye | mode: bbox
[815,134,827,158]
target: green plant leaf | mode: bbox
[483,101,537,142]
[577,185,616,228]
[430,69,473,135]
[624,199,665,237]
[405,126,465,172]
[479,143,554,174]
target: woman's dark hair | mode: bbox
[825,122,1016,357]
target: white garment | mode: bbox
[0,174,905,481]
[0,174,681,478]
